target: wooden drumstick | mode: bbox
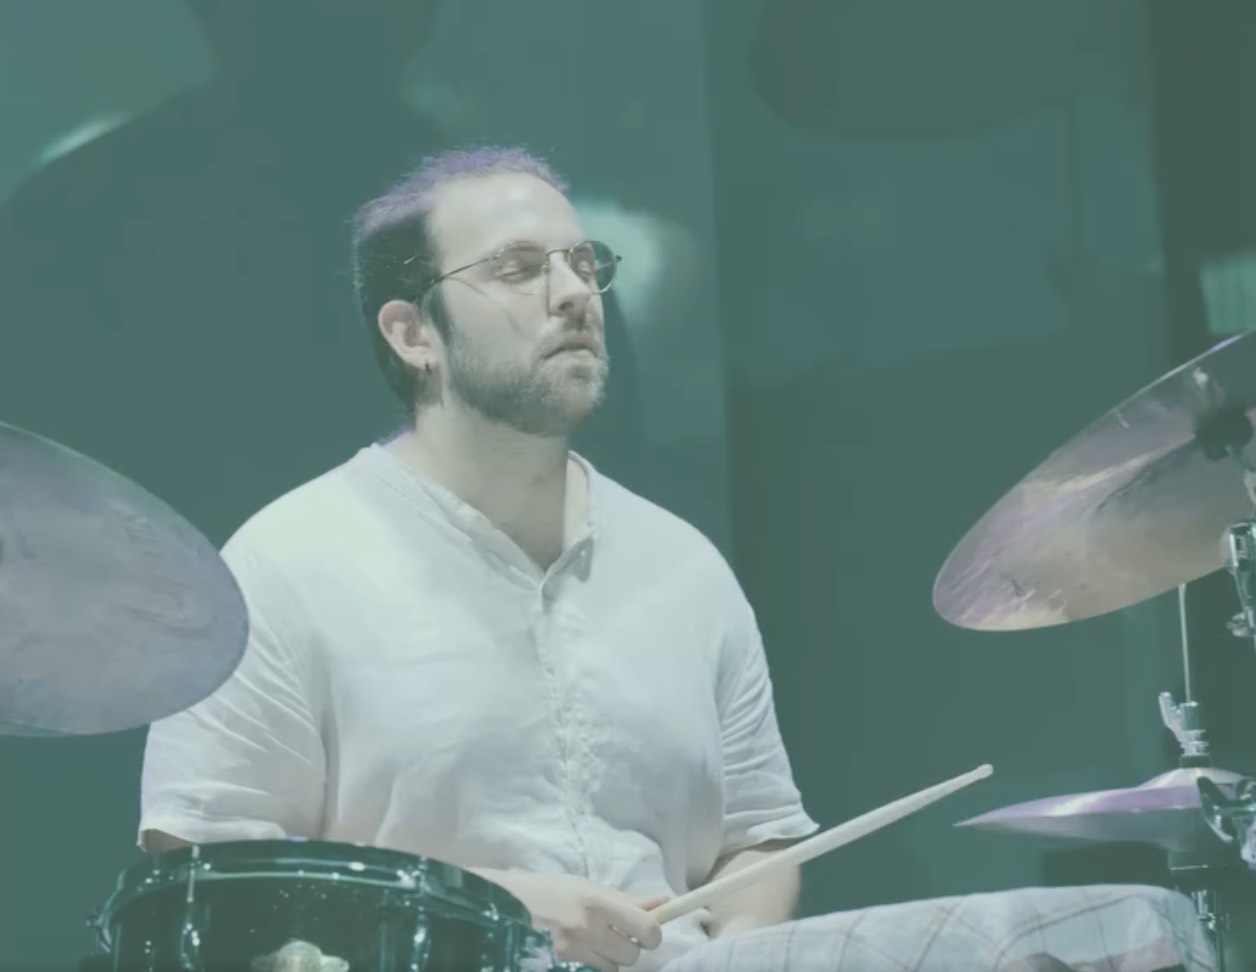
[650,763,993,925]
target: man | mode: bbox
[139,145,818,972]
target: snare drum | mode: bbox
[93,839,589,972]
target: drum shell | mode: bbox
[93,840,567,972]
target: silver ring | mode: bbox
[628,935,642,947]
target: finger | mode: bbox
[593,926,640,967]
[602,906,662,950]
[638,895,670,911]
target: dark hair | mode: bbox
[351,145,570,408]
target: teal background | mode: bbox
[3,2,1247,968]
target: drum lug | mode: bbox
[177,915,203,972]
[85,908,109,954]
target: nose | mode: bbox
[546,252,595,320]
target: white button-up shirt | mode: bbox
[140,444,818,970]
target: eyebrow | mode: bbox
[487,239,542,256]
[432,239,537,275]
[445,238,586,273]
[491,238,585,253]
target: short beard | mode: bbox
[445,330,608,437]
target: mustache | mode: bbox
[545,311,604,356]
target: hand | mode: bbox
[486,871,665,972]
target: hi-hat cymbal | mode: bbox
[935,332,1256,630]
[0,421,247,735]
[957,767,1243,853]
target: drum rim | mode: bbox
[98,838,531,928]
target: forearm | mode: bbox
[702,841,801,938]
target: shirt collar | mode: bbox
[359,442,600,572]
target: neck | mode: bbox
[394,403,580,569]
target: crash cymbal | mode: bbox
[0,421,247,735]
[935,332,1256,630]
[957,767,1244,853]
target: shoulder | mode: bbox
[589,465,753,634]
[219,449,387,604]
[594,469,732,567]
[225,460,358,560]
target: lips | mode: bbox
[549,339,601,357]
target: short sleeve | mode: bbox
[138,534,326,848]
[716,600,819,858]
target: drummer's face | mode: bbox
[420,173,608,435]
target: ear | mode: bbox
[377,299,438,371]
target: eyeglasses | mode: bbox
[413,239,621,299]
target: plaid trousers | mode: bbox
[659,885,1215,972]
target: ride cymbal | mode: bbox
[0,421,246,735]
[935,333,1256,630]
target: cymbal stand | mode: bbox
[1167,854,1229,972]
[1195,462,1256,972]
[1160,590,1209,765]
[1174,431,1256,971]
[1225,516,1256,653]
[1162,585,1230,971]
[1207,410,1256,647]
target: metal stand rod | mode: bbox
[1179,584,1194,702]
[1165,586,1227,968]
[1190,886,1228,972]
[1170,852,1231,972]
[1161,583,1211,763]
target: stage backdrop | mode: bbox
[0,0,1212,968]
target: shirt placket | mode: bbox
[535,540,596,876]
[466,513,597,876]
